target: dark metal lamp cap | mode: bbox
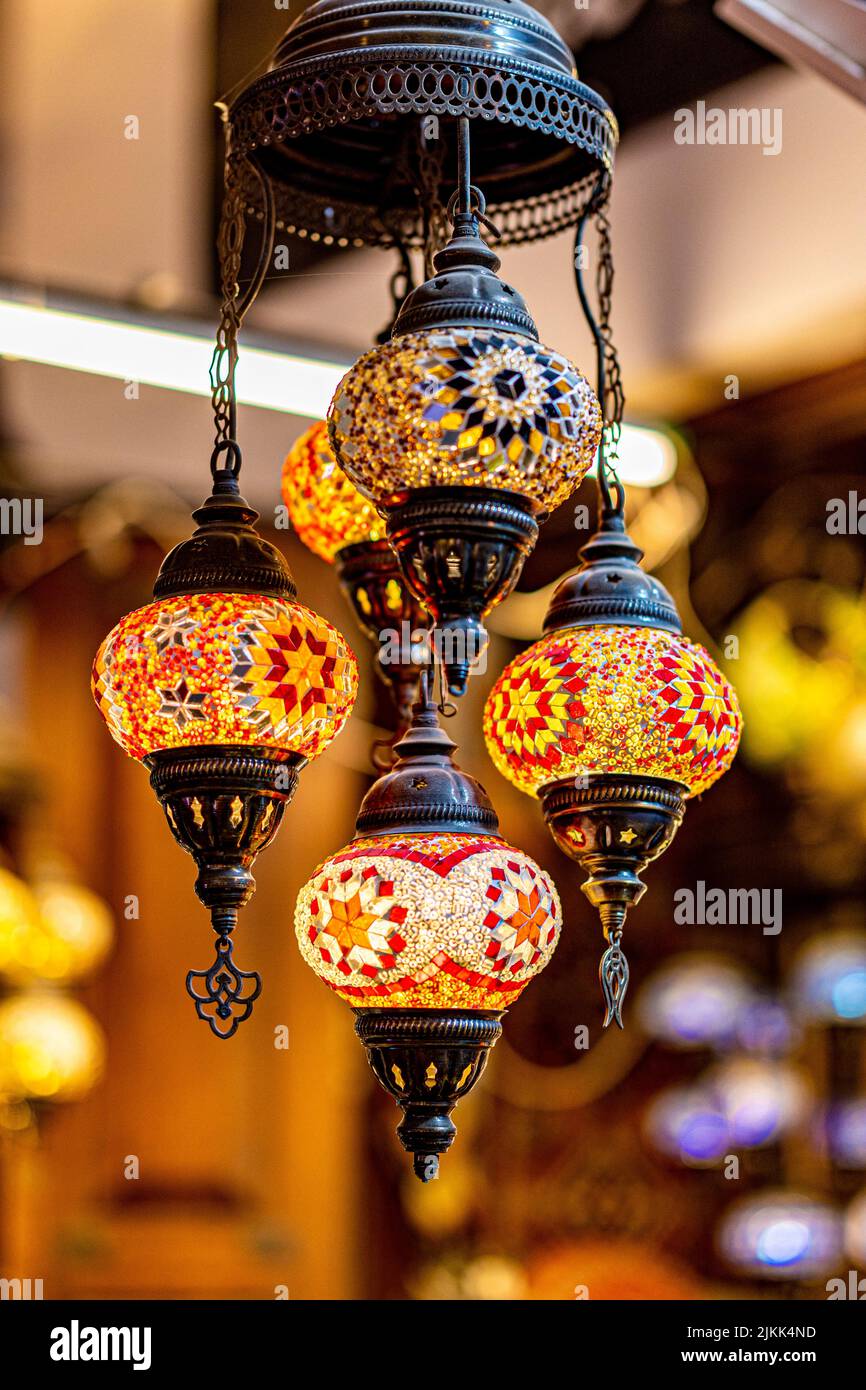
[271,0,577,78]
[355,677,499,836]
[154,485,297,601]
[542,510,681,634]
[392,214,538,340]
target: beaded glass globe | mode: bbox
[328,327,602,512]
[484,625,742,799]
[92,591,358,763]
[295,831,561,1010]
[281,420,386,562]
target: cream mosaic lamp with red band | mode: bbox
[92,473,357,1038]
[294,681,561,1180]
[484,514,742,1029]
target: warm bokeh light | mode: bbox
[0,867,44,984]
[844,1189,866,1263]
[734,581,866,797]
[92,591,358,762]
[295,832,561,1009]
[484,625,741,797]
[29,881,113,984]
[0,990,105,1102]
[281,420,386,563]
[329,327,602,511]
[1,877,113,985]
[589,424,679,489]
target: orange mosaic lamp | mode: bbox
[93,461,357,1037]
[281,421,428,735]
[327,126,601,698]
[280,419,386,564]
[294,677,561,1179]
[484,512,742,1027]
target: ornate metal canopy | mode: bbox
[229,0,618,249]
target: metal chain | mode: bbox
[573,176,626,517]
[210,144,246,470]
[595,198,626,484]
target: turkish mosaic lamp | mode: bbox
[93,465,357,1037]
[281,421,428,734]
[328,129,602,698]
[484,512,742,1027]
[295,676,561,1179]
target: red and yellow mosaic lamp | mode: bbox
[294,676,561,1179]
[93,458,357,1038]
[327,121,602,698]
[281,420,428,735]
[484,511,741,1027]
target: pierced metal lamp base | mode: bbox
[541,773,687,1028]
[354,1008,503,1180]
[146,744,305,1037]
[385,486,539,697]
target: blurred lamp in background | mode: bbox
[0,990,105,1104]
[646,1061,808,1166]
[5,879,113,986]
[590,424,678,490]
[645,1086,730,1167]
[717,1192,843,1282]
[792,930,866,1026]
[708,1057,809,1148]
[822,1100,866,1169]
[844,1189,866,1264]
[638,955,755,1050]
[0,867,43,981]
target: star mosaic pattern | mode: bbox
[294,833,562,1009]
[281,420,386,563]
[328,327,602,511]
[92,592,358,761]
[484,625,742,797]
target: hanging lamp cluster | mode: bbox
[91,0,741,1177]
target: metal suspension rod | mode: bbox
[456,116,471,215]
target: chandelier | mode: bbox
[92,0,741,1173]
